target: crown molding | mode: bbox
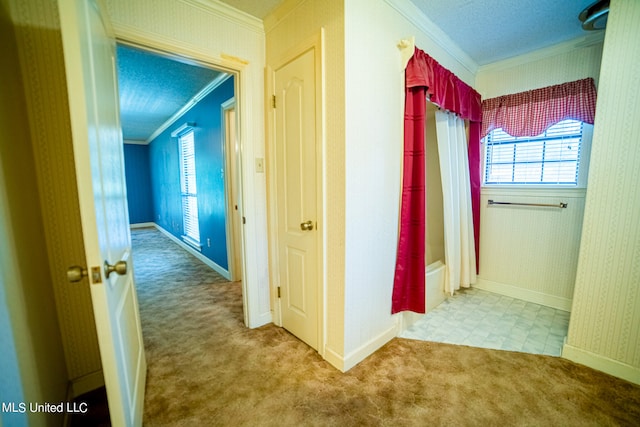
[178,0,264,34]
[382,0,478,76]
[145,73,232,144]
[478,31,605,73]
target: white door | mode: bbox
[58,0,146,426]
[273,48,319,350]
[223,100,243,282]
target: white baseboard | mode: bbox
[562,343,640,385]
[342,324,398,372]
[152,224,231,280]
[130,222,155,229]
[323,346,345,372]
[69,370,104,398]
[475,278,572,311]
[323,323,398,373]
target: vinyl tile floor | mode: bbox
[399,287,570,356]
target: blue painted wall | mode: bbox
[148,76,234,270]
[123,143,154,224]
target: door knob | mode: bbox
[104,260,127,278]
[300,221,314,231]
[67,266,88,283]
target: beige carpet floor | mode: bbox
[132,227,640,426]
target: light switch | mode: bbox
[255,158,264,173]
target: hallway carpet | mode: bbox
[132,227,640,426]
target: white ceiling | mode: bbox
[409,0,598,65]
[117,0,604,142]
[219,0,601,65]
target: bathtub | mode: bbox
[399,260,447,332]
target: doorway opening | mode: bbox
[116,41,245,307]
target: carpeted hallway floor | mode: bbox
[132,227,640,426]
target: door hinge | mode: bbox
[277,286,281,298]
[272,94,276,108]
[242,216,246,225]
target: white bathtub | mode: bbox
[425,260,446,311]
[399,260,447,333]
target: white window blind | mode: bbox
[179,130,200,247]
[484,119,584,185]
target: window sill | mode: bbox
[481,186,587,198]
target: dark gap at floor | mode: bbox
[69,386,110,427]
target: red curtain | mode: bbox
[392,48,482,314]
[481,78,597,138]
[392,86,427,313]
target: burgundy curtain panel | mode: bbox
[392,47,482,314]
[392,86,427,313]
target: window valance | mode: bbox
[481,78,597,138]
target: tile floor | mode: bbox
[399,287,570,356]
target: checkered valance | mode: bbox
[481,78,597,139]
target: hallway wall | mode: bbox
[1,0,69,424]
[8,0,103,391]
[123,143,154,224]
[148,77,235,271]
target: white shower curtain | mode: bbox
[435,110,477,295]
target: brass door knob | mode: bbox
[67,266,88,283]
[104,260,127,278]
[300,221,314,231]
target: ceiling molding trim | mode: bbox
[145,73,233,144]
[478,31,605,73]
[382,0,478,76]
[123,140,148,145]
[263,0,306,33]
[178,0,264,34]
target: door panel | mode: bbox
[274,48,318,350]
[59,0,146,425]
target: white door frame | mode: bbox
[266,30,325,355]
[221,97,243,282]
[112,31,250,325]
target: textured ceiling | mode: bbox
[410,0,598,65]
[117,1,603,142]
[116,44,223,142]
[218,0,601,65]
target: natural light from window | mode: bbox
[484,119,584,185]
[179,129,201,248]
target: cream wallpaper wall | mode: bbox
[473,38,604,311]
[9,0,103,387]
[564,0,640,385]
[2,0,68,423]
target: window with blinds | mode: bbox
[179,130,201,248]
[484,119,584,185]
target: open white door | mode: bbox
[58,0,146,425]
[273,46,320,350]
